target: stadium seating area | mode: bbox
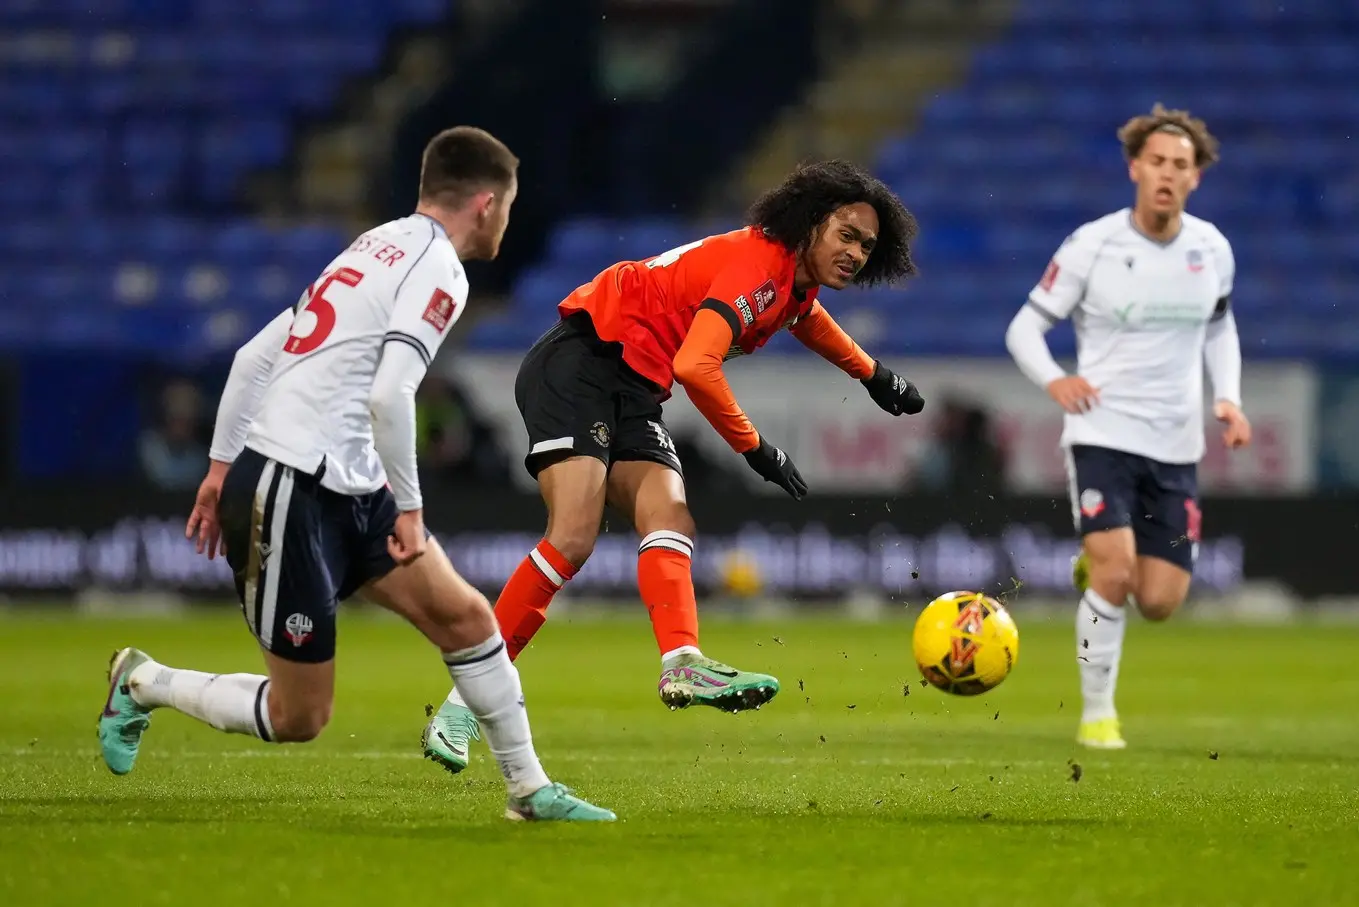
[0,0,450,355]
[468,0,1359,360]
[0,0,1354,362]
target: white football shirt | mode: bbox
[244,214,469,500]
[1025,209,1234,464]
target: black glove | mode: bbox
[862,360,925,415]
[742,436,808,500]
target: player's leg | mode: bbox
[424,456,606,770]
[498,455,608,658]
[1130,461,1200,621]
[608,402,779,712]
[424,320,613,765]
[364,540,613,821]
[1066,445,1138,749]
[487,316,616,660]
[99,453,339,774]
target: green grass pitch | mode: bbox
[1,608,1356,906]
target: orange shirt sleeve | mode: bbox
[672,308,760,454]
[788,300,876,380]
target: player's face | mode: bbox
[1130,131,1200,217]
[477,176,518,260]
[807,202,879,290]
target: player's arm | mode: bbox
[207,307,292,468]
[188,307,294,558]
[1204,239,1249,447]
[1204,299,1241,406]
[1005,233,1098,413]
[672,302,806,499]
[789,301,924,415]
[370,252,468,524]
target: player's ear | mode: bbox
[474,189,496,222]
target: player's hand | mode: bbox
[388,509,428,566]
[742,437,808,500]
[185,460,230,560]
[1047,376,1100,414]
[862,360,925,416]
[1214,400,1252,449]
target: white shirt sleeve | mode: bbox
[1204,311,1242,406]
[1211,230,1235,301]
[1026,228,1099,322]
[1202,232,1241,406]
[208,308,293,463]
[369,247,469,512]
[1005,303,1067,388]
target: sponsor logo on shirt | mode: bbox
[734,295,755,326]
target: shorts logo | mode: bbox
[733,295,755,326]
[723,345,746,361]
[421,288,457,332]
[284,613,314,647]
[751,280,776,314]
[1039,259,1061,291]
[589,421,610,447]
[1079,488,1105,518]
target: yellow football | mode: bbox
[912,591,1019,696]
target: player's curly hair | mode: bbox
[1118,103,1220,170]
[746,160,918,286]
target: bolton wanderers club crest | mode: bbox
[284,613,314,647]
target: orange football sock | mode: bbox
[637,531,699,657]
[495,540,576,661]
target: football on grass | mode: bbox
[913,591,1019,696]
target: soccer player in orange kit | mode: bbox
[423,160,924,773]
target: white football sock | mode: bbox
[1077,590,1126,723]
[443,634,551,798]
[660,645,703,667]
[444,685,467,708]
[128,662,275,741]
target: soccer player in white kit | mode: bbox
[96,127,615,821]
[1004,105,1252,750]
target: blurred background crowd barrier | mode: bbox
[1,0,1355,608]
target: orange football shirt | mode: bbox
[558,226,874,453]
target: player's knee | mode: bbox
[269,699,332,743]
[1135,593,1184,622]
[636,503,696,542]
[1087,554,1136,604]
[545,528,596,570]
